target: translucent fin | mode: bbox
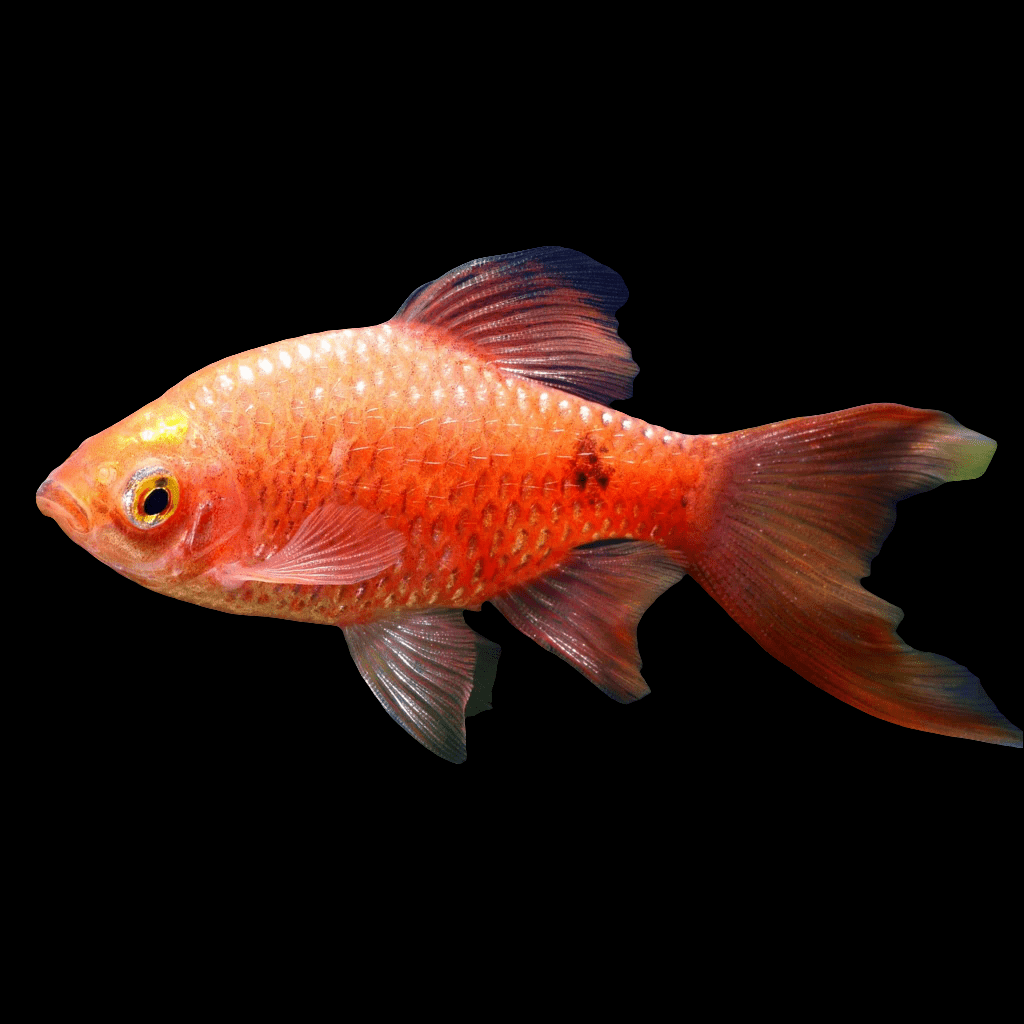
[220,503,405,587]
[343,609,500,763]
[389,246,637,404]
[491,540,686,701]
[688,404,1019,747]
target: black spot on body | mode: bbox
[571,436,614,492]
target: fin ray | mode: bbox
[343,609,500,763]
[491,540,685,701]
[688,404,1019,747]
[220,503,405,587]
[390,246,637,404]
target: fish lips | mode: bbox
[36,478,91,535]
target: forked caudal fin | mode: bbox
[687,404,1020,747]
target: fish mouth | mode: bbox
[36,478,91,534]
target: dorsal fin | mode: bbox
[389,247,638,404]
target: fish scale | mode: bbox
[162,324,700,626]
[37,247,1019,759]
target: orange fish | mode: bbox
[36,247,1020,759]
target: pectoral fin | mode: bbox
[343,609,500,763]
[219,503,405,587]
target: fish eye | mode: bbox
[123,466,180,529]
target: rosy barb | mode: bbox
[36,248,1021,759]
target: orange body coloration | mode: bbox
[86,325,708,625]
[37,248,1020,760]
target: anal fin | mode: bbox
[491,541,685,701]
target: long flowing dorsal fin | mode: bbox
[389,247,638,404]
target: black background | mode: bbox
[13,33,1018,943]
[32,233,1015,793]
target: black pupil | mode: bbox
[143,487,169,516]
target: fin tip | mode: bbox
[939,426,997,481]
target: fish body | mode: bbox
[37,248,1021,758]
[58,323,699,629]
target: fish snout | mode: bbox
[36,478,91,534]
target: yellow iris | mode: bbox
[124,467,180,528]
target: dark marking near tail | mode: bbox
[572,436,613,491]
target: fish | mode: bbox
[36,246,1021,760]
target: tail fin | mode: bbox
[688,404,1020,747]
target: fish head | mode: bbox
[37,400,246,588]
